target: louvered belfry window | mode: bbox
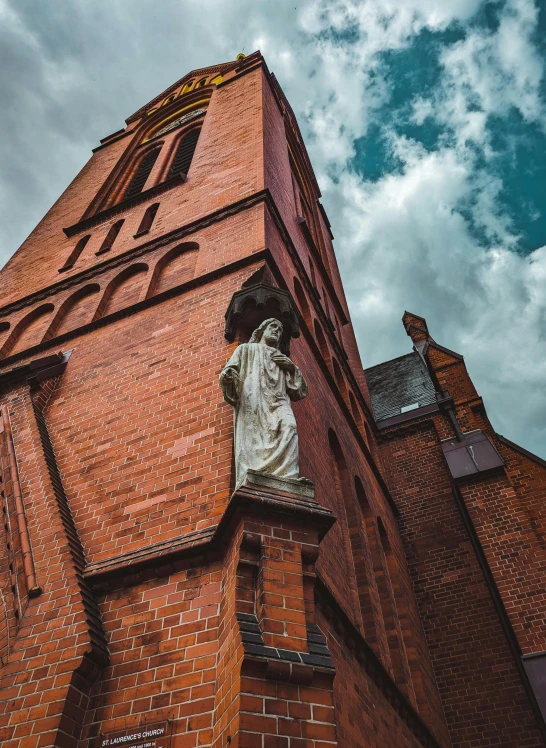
[124,148,160,201]
[168,129,201,179]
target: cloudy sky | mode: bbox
[1,0,545,455]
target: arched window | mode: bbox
[332,357,347,400]
[124,148,160,201]
[0,304,54,359]
[314,319,330,367]
[355,482,409,694]
[328,431,376,642]
[293,277,311,330]
[0,321,10,346]
[135,203,159,237]
[349,391,363,429]
[168,129,201,179]
[309,257,317,288]
[96,219,124,256]
[378,517,427,712]
[59,235,91,273]
[181,80,195,94]
[163,94,176,106]
[93,264,149,320]
[146,243,199,298]
[43,284,101,341]
[194,77,208,89]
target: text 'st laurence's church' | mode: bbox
[1,53,545,748]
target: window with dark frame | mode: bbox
[124,148,161,201]
[59,234,91,273]
[135,203,159,238]
[96,219,124,256]
[168,129,201,180]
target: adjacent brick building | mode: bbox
[0,51,544,748]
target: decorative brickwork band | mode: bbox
[30,397,109,668]
[0,405,42,598]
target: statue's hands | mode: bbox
[272,353,296,373]
[220,367,240,406]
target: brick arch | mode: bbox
[180,79,195,94]
[0,321,10,354]
[108,143,163,209]
[93,264,149,321]
[43,284,101,342]
[313,319,330,367]
[365,421,380,460]
[332,356,347,400]
[0,304,54,359]
[327,429,375,641]
[353,479,403,681]
[163,126,202,181]
[293,277,311,330]
[59,234,91,273]
[146,243,199,298]
[377,516,425,713]
[349,391,363,429]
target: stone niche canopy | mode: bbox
[224,282,300,355]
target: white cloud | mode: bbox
[329,135,546,453]
[436,0,545,152]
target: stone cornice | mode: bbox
[91,127,133,153]
[376,403,440,430]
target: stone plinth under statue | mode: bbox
[220,318,311,489]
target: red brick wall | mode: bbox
[379,417,543,746]
[0,55,451,748]
[79,564,222,748]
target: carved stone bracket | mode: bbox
[224,283,300,354]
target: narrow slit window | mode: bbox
[135,203,159,237]
[168,129,201,180]
[124,148,160,201]
[59,235,91,272]
[96,219,124,256]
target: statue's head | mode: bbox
[249,318,284,349]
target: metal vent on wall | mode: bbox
[441,430,504,480]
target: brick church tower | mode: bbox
[0,51,544,748]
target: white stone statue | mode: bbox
[220,318,309,488]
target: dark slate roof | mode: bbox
[365,352,437,422]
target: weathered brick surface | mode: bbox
[0,53,452,748]
[79,565,222,748]
[378,319,546,746]
[318,609,426,748]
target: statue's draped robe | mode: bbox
[220,342,307,487]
